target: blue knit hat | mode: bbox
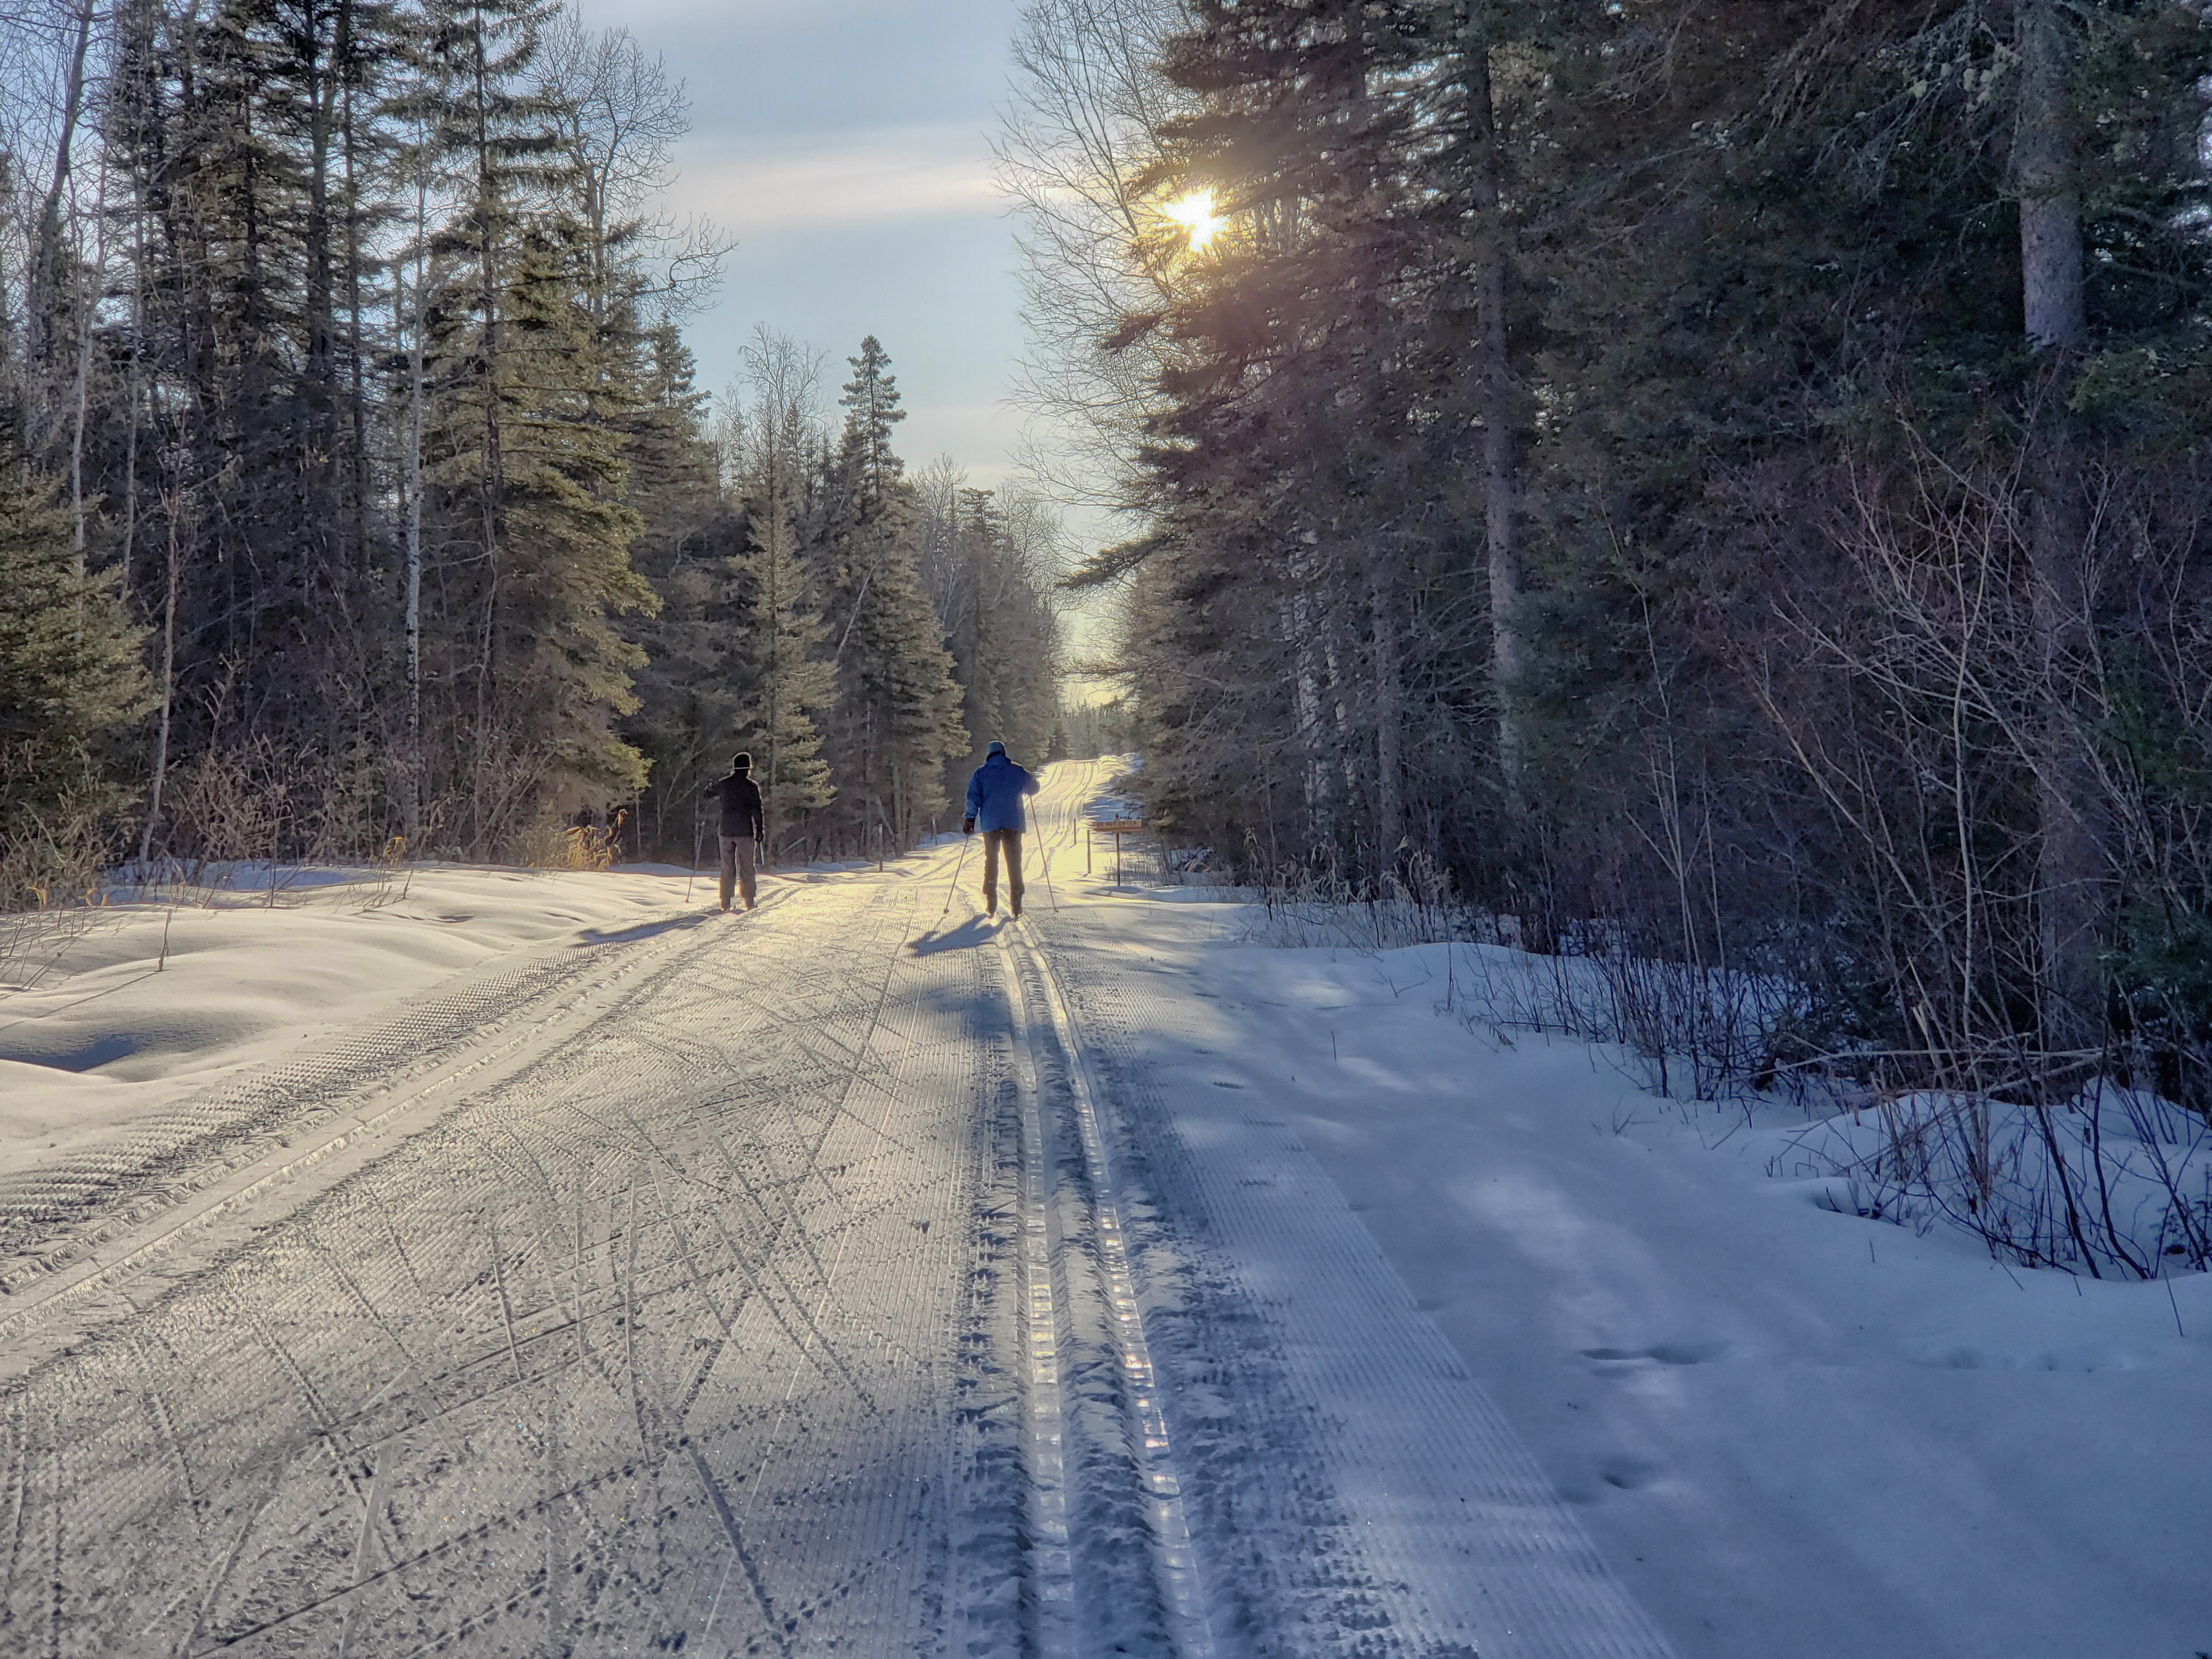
[987,741,1006,757]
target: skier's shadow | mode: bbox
[908,916,998,956]
[574,912,714,946]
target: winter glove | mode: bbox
[962,817,975,836]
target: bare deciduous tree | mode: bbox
[537,1,727,319]
[996,0,1199,521]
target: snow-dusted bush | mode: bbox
[1786,1084,2212,1278]
[1242,851,1464,950]
[1451,942,1816,1104]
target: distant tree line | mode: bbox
[1004,0,2212,1104]
[0,0,1062,901]
[631,326,1066,864]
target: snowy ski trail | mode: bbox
[1003,922,1212,1658]
[1019,762,1675,1659]
[0,888,802,1340]
[0,759,1675,1657]
[2,868,1024,1655]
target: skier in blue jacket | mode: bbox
[963,741,1042,918]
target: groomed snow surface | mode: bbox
[0,759,2203,1657]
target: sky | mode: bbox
[573,0,1034,494]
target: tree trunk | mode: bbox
[341,0,370,578]
[1287,568,1326,837]
[1454,4,1526,786]
[2016,0,2102,1059]
[400,161,429,839]
[766,487,784,862]
[305,0,338,557]
[2016,0,2086,355]
[28,0,98,431]
[138,500,183,870]
[471,17,505,831]
[1370,554,1404,871]
[68,208,98,577]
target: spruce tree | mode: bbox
[615,321,730,853]
[814,338,965,849]
[1114,0,1458,867]
[939,485,1059,770]
[418,212,658,848]
[0,461,151,905]
[725,332,836,855]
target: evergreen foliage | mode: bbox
[0,0,1062,890]
[806,338,968,850]
[0,459,150,905]
[726,329,835,852]
[1008,0,2212,1093]
[928,481,1062,772]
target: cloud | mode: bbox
[668,123,1003,235]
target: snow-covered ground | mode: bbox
[1,761,2203,1657]
[1042,901,2212,1658]
[1,861,698,1172]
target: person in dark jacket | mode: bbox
[706,753,765,911]
[963,741,1041,918]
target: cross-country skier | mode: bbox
[963,741,1042,919]
[706,753,765,911]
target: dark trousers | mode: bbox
[719,833,758,910]
[981,827,1024,915]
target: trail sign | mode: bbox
[1088,819,1146,883]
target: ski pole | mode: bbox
[685,814,703,906]
[940,832,971,919]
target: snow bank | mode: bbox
[1787,1082,2212,1279]
[0,863,695,1172]
[1071,893,2212,1659]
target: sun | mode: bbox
[1164,188,1224,252]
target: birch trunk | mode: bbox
[400,156,430,839]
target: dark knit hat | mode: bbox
[732,752,753,772]
[987,741,1006,757]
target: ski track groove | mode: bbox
[0,1393,28,1612]
[1034,876,1678,1659]
[0,760,1662,1659]
[621,1098,872,1412]
[999,921,1080,1659]
[1007,917,1216,1659]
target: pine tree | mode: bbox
[813,338,964,850]
[0,459,151,905]
[1111,0,1463,869]
[936,484,1059,770]
[725,330,835,854]
[418,210,657,848]
[614,320,729,853]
